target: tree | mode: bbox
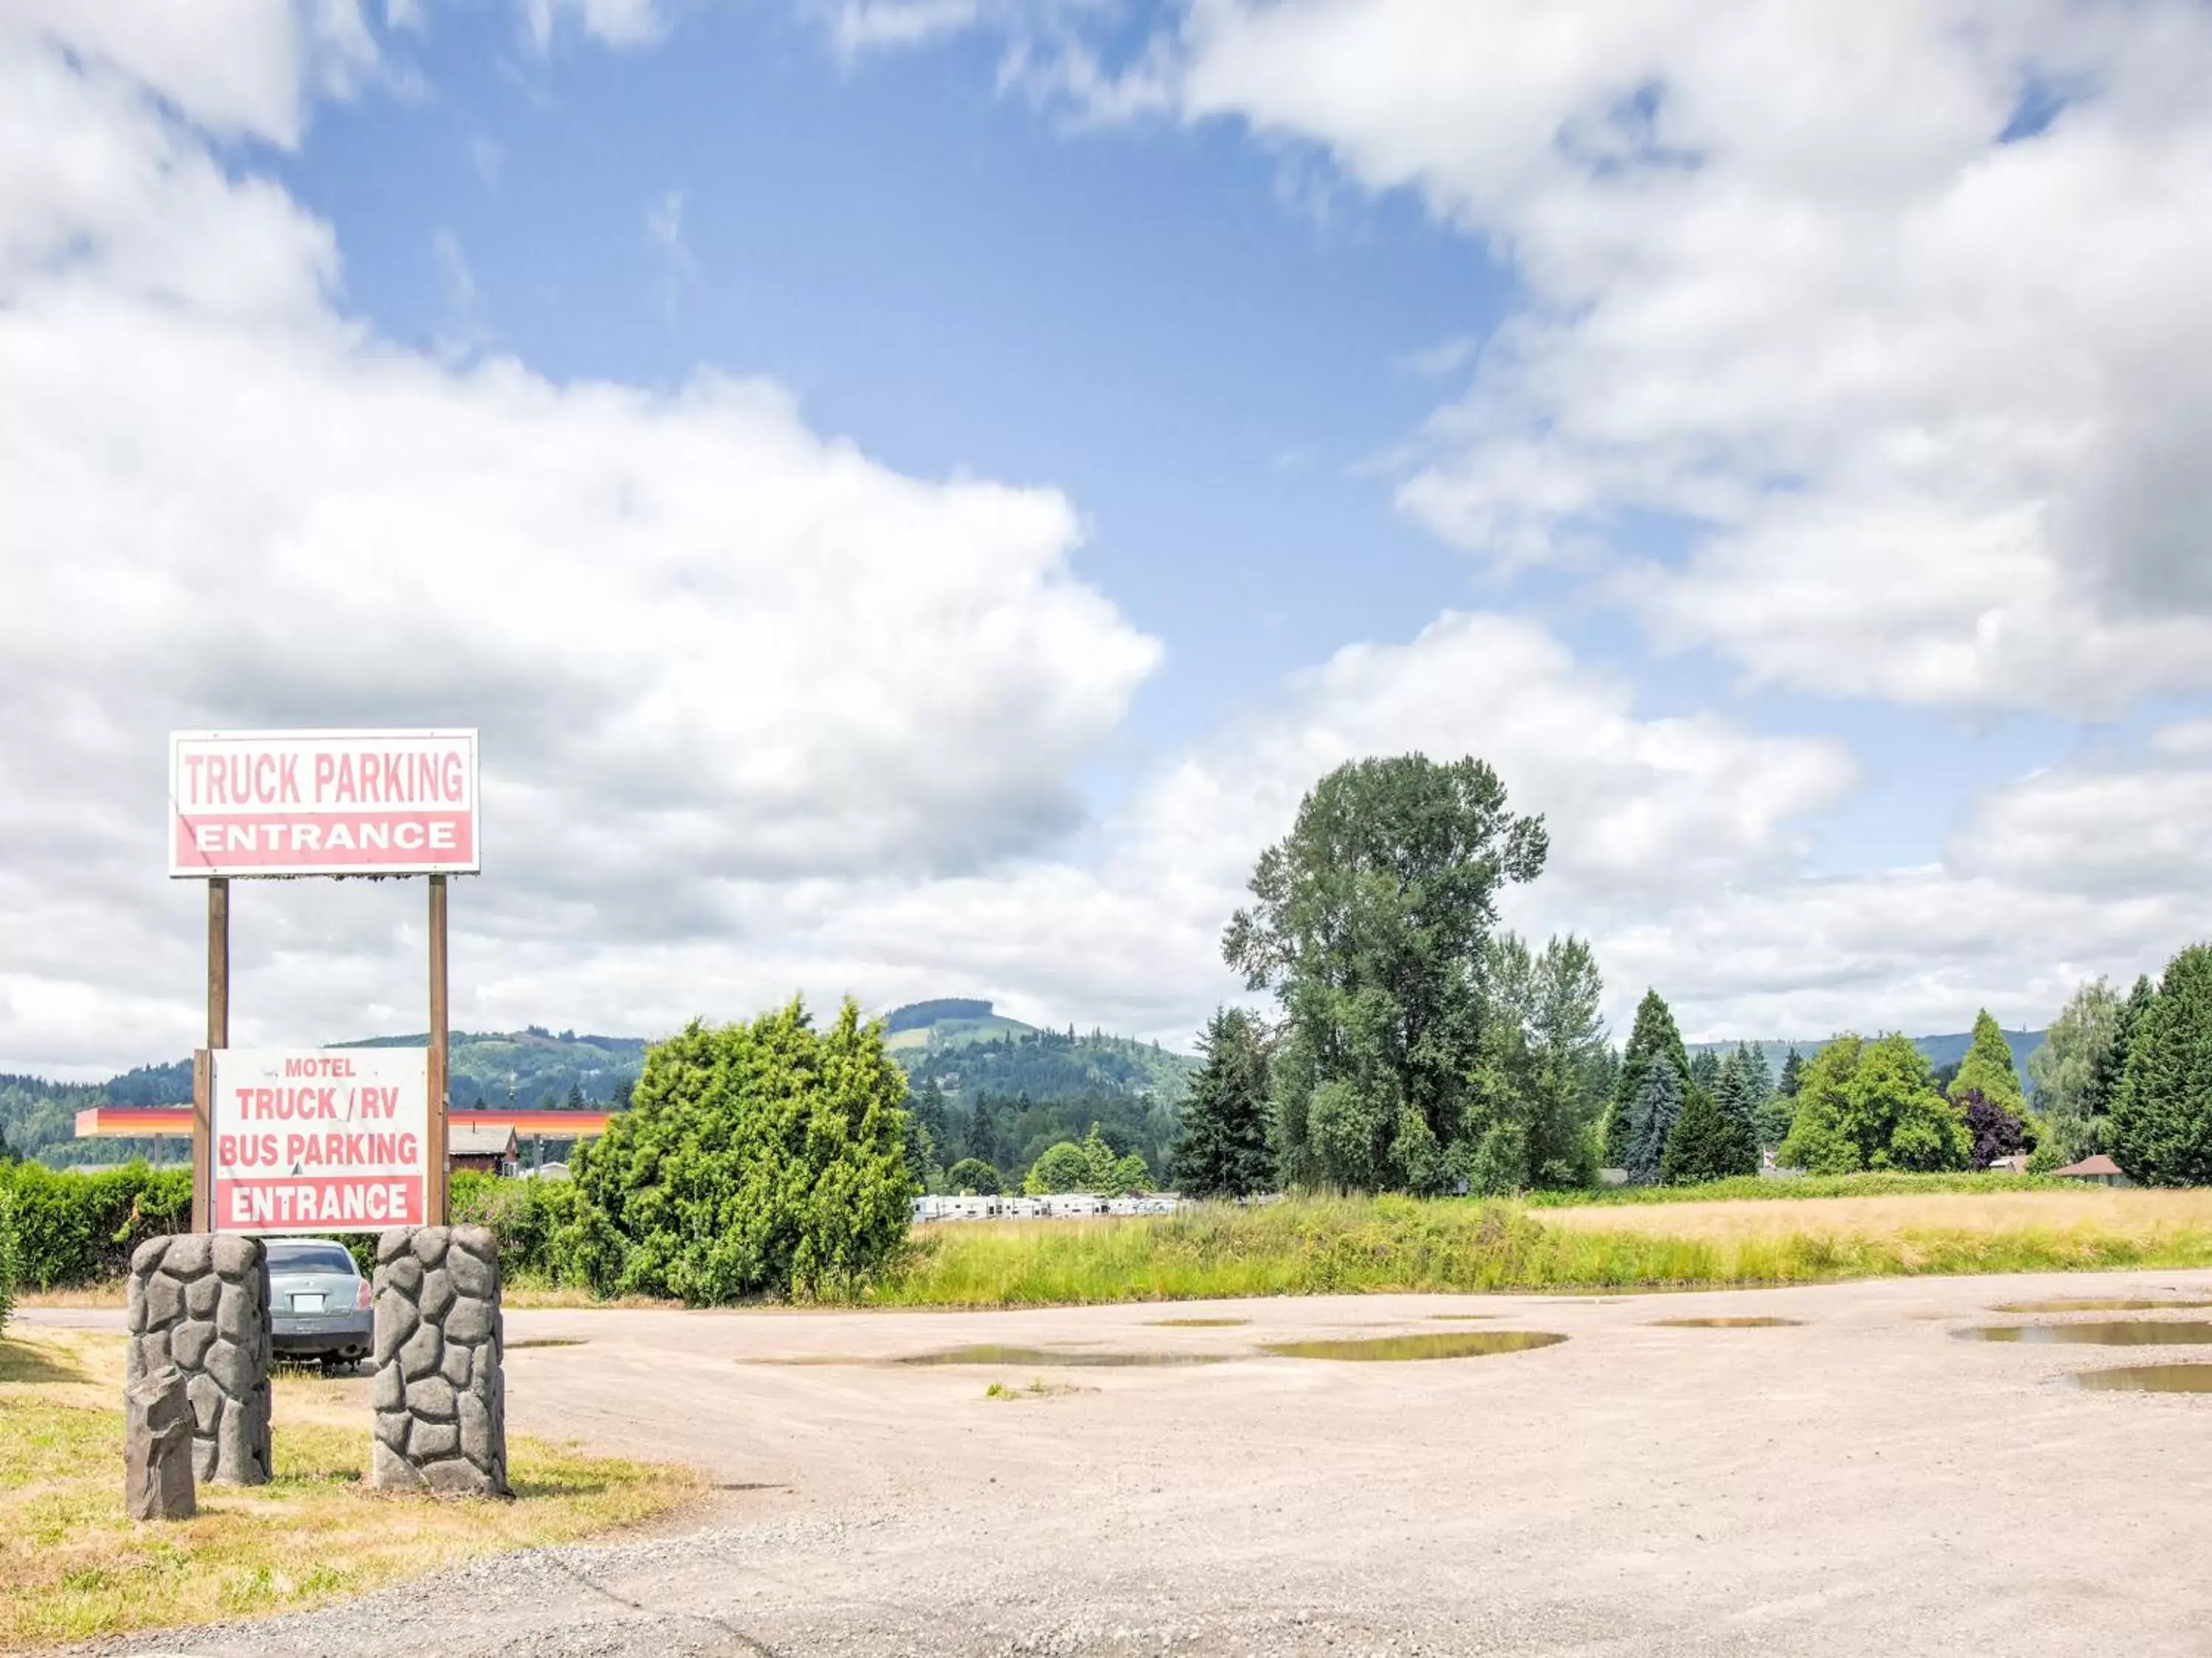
[2090,977,2157,1151]
[2111,946,2212,1186]
[564,1081,586,1111]
[1662,1069,1756,1184]
[946,1157,1001,1196]
[1712,1046,1767,1163]
[1778,1035,1971,1173]
[1688,1049,1722,1097]
[1224,754,1547,1193]
[966,1092,1004,1170]
[1777,1048,1803,1097]
[1624,1059,1683,1185]
[566,1000,915,1303]
[1957,1088,2029,1168]
[1172,1007,1275,1199]
[1951,1010,2027,1116]
[1607,991,1691,1168]
[2029,979,2121,1165]
[1105,1153,1152,1196]
[1079,1123,1117,1188]
[1486,933,1610,1189]
[1023,1142,1093,1194]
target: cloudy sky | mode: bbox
[6,0,2211,1078]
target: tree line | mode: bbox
[1163,753,2212,1198]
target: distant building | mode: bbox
[448,1122,520,1176]
[2051,1154,2132,1188]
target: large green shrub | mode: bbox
[449,1169,587,1283]
[2111,945,2212,1186]
[0,1162,190,1289]
[568,999,917,1303]
[1778,1036,1971,1173]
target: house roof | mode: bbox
[448,1123,519,1156]
[2052,1154,2124,1178]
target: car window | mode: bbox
[265,1242,358,1274]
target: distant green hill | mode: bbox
[1688,1030,2045,1081]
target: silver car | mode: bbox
[268,1238,373,1373]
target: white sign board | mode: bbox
[210,1049,430,1233]
[169,729,479,878]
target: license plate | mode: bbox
[291,1292,326,1314]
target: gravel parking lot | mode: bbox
[46,1269,2212,1657]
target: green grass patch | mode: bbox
[1521,1170,2064,1207]
[865,1196,2212,1307]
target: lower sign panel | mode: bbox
[210,1049,430,1235]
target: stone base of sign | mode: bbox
[125,1234,272,1485]
[370,1226,507,1496]
[124,1363,198,1520]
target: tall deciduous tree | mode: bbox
[1607,991,1691,1168]
[2111,947,2212,1186]
[2029,979,2120,1163]
[1486,933,1611,1190]
[1778,1035,1971,1173]
[1172,1007,1276,1199]
[1225,755,1547,1193]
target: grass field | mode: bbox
[0,1325,700,1649]
[869,1190,2212,1306]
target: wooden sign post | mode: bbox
[173,730,478,1233]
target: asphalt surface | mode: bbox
[41,1268,2212,1656]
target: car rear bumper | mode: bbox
[272,1311,373,1355]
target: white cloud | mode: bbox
[0,7,1161,1075]
[521,0,669,52]
[644,187,698,314]
[821,0,981,60]
[962,0,2212,718]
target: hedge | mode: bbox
[0,1162,191,1290]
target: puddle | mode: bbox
[1990,1299,2212,1314]
[1260,1331,1566,1362]
[895,1345,1224,1367]
[507,1338,587,1350]
[1146,1317,1251,1328]
[1651,1317,1803,1328]
[2066,1364,2212,1393]
[1955,1321,2212,1346]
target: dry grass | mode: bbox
[0,1325,702,1649]
[1540,1188,2212,1241]
[12,1284,125,1311]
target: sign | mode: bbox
[170,729,479,878]
[209,1049,430,1233]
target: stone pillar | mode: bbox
[124,1364,197,1520]
[370,1225,507,1496]
[125,1233,272,1485]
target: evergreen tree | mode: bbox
[965,1092,1004,1170]
[1625,1058,1683,1185]
[1662,1066,1756,1184]
[1950,1009,2026,1115]
[909,1078,953,1159]
[2112,947,2212,1186]
[1171,1007,1276,1199]
[1778,1048,1803,1097]
[1688,1049,1722,1096]
[2088,977,2157,1145]
[1607,991,1691,1168]
[1714,1046,1766,1156]
[564,1081,586,1110]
